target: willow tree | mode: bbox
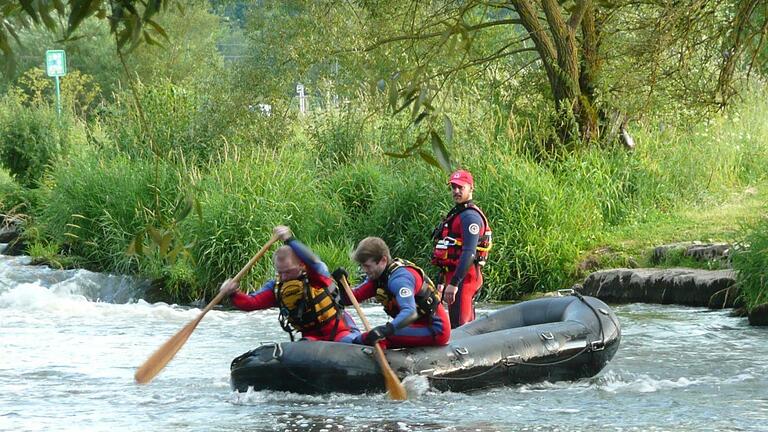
[333,0,767,154]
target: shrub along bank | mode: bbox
[1,82,767,308]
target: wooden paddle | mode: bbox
[338,276,407,400]
[134,234,279,384]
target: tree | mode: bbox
[327,0,767,152]
[0,0,175,75]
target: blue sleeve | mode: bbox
[252,279,277,295]
[286,238,330,277]
[388,268,419,329]
[450,210,484,287]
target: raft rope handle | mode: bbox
[428,361,508,381]
[255,341,284,360]
[571,291,621,350]
[571,291,606,349]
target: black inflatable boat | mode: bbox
[230,292,621,394]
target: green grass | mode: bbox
[5,78,767,306]
[592,182,766,266]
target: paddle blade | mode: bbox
[383,368,408,400]
[374,344,407,400]
[134,319,197,384]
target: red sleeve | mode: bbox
[352,279,377,302]
[231,289,276,311]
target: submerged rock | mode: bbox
[748,303,768,326]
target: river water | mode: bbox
[1,252,767,432]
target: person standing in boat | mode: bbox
[333,236,450,349]
[219,225,360,342]
[431,169,492,329]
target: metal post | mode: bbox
[297,84,306,115]
[55,75,61,117]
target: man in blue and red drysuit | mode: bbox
[219,225,360,342]
[334,236,450,349]
[431,169,492,329]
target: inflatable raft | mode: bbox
[230,292,621,394]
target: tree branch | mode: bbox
[568,0,592,31]
[362,18,523,52]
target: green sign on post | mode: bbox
[45,50,67,77]
[45,50,67,116]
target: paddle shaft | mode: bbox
[339,276,407,400]
[134,234,279,384]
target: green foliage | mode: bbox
[732,213,768,310]
[0,168,27,215]
[0,98,71,187]
[473,155,600,299]
[12,67,102,118]
[0,0,175,70]
[646,246,730,271]
[306,108,368,166]
[37,150,182,274]
[307,239,358,283]
[13,68,52,105]
[186,143,345,290]
[100,80,213,163]
[354,164,443,264]
[128,1,225,84]
[323,160,383,227]
[100,76,289,167]
[0,19,123,97]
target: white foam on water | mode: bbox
[402,374,430,398]
[0,280,236,326]
[592,369,700,393]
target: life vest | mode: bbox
[375,259,440,318]
[274,275,342,336]
[431,202,492,268]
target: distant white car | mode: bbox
[248,103,272,116]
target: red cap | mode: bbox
[448,169,473,187]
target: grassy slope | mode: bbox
[592,182,766,267]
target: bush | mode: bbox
[0,168,27,215]
[731,213,768,310]
[323,160,383,230]
[305,108,367,166]
[187,143,346,292]
[475,155,601,299]
[0,99,71,187]
[353,162,443,264]
[37,150,182,273]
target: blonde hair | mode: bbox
[351,237,391,264]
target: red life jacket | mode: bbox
[431,202,492,268]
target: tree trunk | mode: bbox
[578,2,601,143]
[511,0,595,148]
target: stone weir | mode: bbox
[577,267,740,309]
[576,267,768,326]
